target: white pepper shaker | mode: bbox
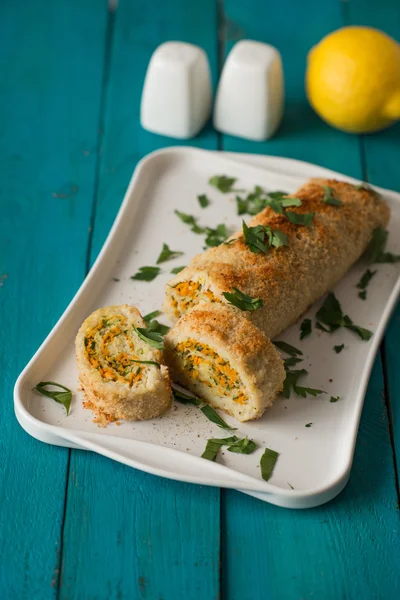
[141,41,212,139]
[213,40,284,141]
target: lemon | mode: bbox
[306,26,400,133]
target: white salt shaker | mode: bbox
[141,42,212,139]
[213,40,284,141]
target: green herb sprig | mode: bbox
[133,324,164,349]
[316,292,373,341]
[300,318,312,340]
[322,185,342,207]
[34,381,72,415]
[356,269,376,300]
[222,287,264,311]
[260,448,279,481]
[366,227,400,264]
[156,243,184,264]
[131,266,160,281]
[198,194,210,208]
[242,221,288,255]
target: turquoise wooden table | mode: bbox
[1,0,400,598]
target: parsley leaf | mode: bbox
[34,381,72,415]
[145,318,170,336]
[322,185,342,206]
[366,227,400,263]
[131,266,160,281]
[334,344,344,353]
[260,448,279,481]
[283,356,303,368]
[198,194,210,208]
[143,310,161,323]
[316,292,373,340]
[242,221,288,255]
[228,437,257,454]
[222,287,264,311]
[201,436,239,461]
[204,223,229,247]
[200,404,237,430]
[175,210,206,234]
[156,243,184,264]
[305,423,313,427]
[357,269,376,300]
[274,341,303,356]
[300,318,312,340]
[315,292,344,332]
[172,388,202,406]
[133,324,164,349]
[285,211,314,226]
[209,175,237,193]
[234,186,301,216]
[171,265,186,274]
[282,368,325,399]
[330,396,340,403]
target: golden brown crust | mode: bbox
[163,179,390,338]
[164,303,285,422]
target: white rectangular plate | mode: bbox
[14,147,400,509]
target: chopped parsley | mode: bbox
[330,396,340,403]
[356,269,376,300]
[322,185,342,206]
[274,341,303,356]
[201,435,256,461]
[172,388,202,406]
[200,404,237,430]
[222,287,264,311]
[175,210,205,234]
[316,292,373,341]
[156,243,184,264]
[204,223,229,247]
[235,187,302,216]
[133,324,164,349]
[300,318,312,340]
[143,310,161,323]
[260,448,279,481]
[197,194,210,208]
[171,265,186,274]
[305,423,313,427]
[209,175,237,193]
[227,436,257,454]
[131,266,160,281]
[366,227,400,263]
[285,211,314,226]
[334,344,344,353]
[34,381,72,415]
[201,436,239,461]
[242,221,288,255]
[282,369,325,399]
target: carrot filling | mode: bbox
[175,339,248,404]
[170,280,219,317]
[84,314,152,386]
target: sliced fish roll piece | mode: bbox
[163,178,390,338]
[164,303,285,422]
[76,305,172,425]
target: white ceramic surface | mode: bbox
[14,148,400,509]
[141,42,212,139]
[213,40,284,140]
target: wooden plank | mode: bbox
[0,0,107,597]
[58,2,221,599]
[344,0,400,483]
[220,0,400,598]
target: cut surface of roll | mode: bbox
[164,303,285,422]
[163,179,390,338]
[76,305,172,425]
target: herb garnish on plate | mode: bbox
[300,318,312,340]
[366,227,400,263]
[260,448,279,481]
[156,243,184,264]
[131,266,160,281]
[356,269,376,300]
[322,185,342,206]
[222,287,264,311]
[34,381,72,415]
[316,292,373,340]
[242,221,288,255]
[197,194,210,208]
